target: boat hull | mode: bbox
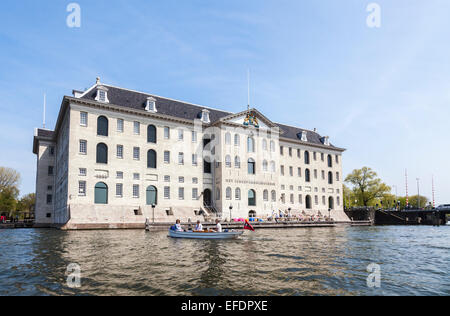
[168,230,243,240]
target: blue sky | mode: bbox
[0,0,449,203]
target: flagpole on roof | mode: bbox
[43,93,46,129]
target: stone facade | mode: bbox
[33,80,348,229]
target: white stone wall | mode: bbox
[67,104,209,226]
[34,140,56,225]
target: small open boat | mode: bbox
[168,229,244,240]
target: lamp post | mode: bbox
[152,204,156,224]
[229,205,233,223]
[328,208,331,221]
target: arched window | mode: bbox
[147,125,157,143]
[235,156,241,169]
[306,195,312,209]
[146,186,157,205]
[304,151,310,165]
[270,161,276,173]
[305,169,311,182]
[96,143,108,164]
[263,160,268,172]
[95,182,108,204]
[226,187,232,200]
[248,158,256,175]
[225,155,232,168]
[262,139,268,151]
[328,171,333,185]
[97,116,109,136]
[147,150,157,169]
[270,141,275,152]
[271,190,276,202]
[263,190,269,201]
[248,189,256,206]
[247,137,255,153]
[225,133,231,145]
[329,197,334,210]
[327,155,333,168]
[234,134,240,146]
[235,188,241,200]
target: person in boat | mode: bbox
[175,219,184,232]
[215,219,222,232]
[195,220,203,232]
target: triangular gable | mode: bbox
[216,108,279,131]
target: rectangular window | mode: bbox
[297,149,301,158]
[79,168,87,176]
[322,170,325,180]
[314,169,318,179]
[178,153,184,165]
[192,178,198,184]
[117,145,123,159]
[298,168,302,177]
[116,171,123,179]
[192,188,198,200]
[48,166,54,176]
[192,154,198,166]
[315,195,319,205]
[178,129,184,141]
[321,153,324,161]
[133,147,140,160]
[289,147,292,157]
[134,121,140,135]
[313,152,317,161]
[289,167,293,177]
[192,131,197,143]
[164,151,170,164]
[116,184,123,197]
[164,175,170,182]
[79,140,87,154]
[133,173,140,180]
[117,119,124,133]
[164,127,170,139]
[49,147,55,156]
[336,172,340,182]
[179,187,185,200]
[336,155,339,164]
[80,112,88,126]
[133,185,140,198]
[46,194,53,204]
[280,165,285,176]
[280,146,284,156]
[179,177,185,183]
[47,185,53,191]
[164,186,170,199]
[299,194,303,204]
[79,181,86,196]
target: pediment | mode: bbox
[217,108,278,130]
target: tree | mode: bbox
[397,195,429,210]
[0,187,19,217]
[345,167,391,207]
[0,167,21,193]
[16,193,36,219]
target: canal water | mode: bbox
[0,226,448,296]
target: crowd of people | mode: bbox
[266,210,333,223]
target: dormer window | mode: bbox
[322,136,330,146]
[297,131,308,142]
[95,86,109,103]
[145,97,157,113]
[201,109,210,124]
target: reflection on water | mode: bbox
[0,226,449,296]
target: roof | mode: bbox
[73,82,344,151]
